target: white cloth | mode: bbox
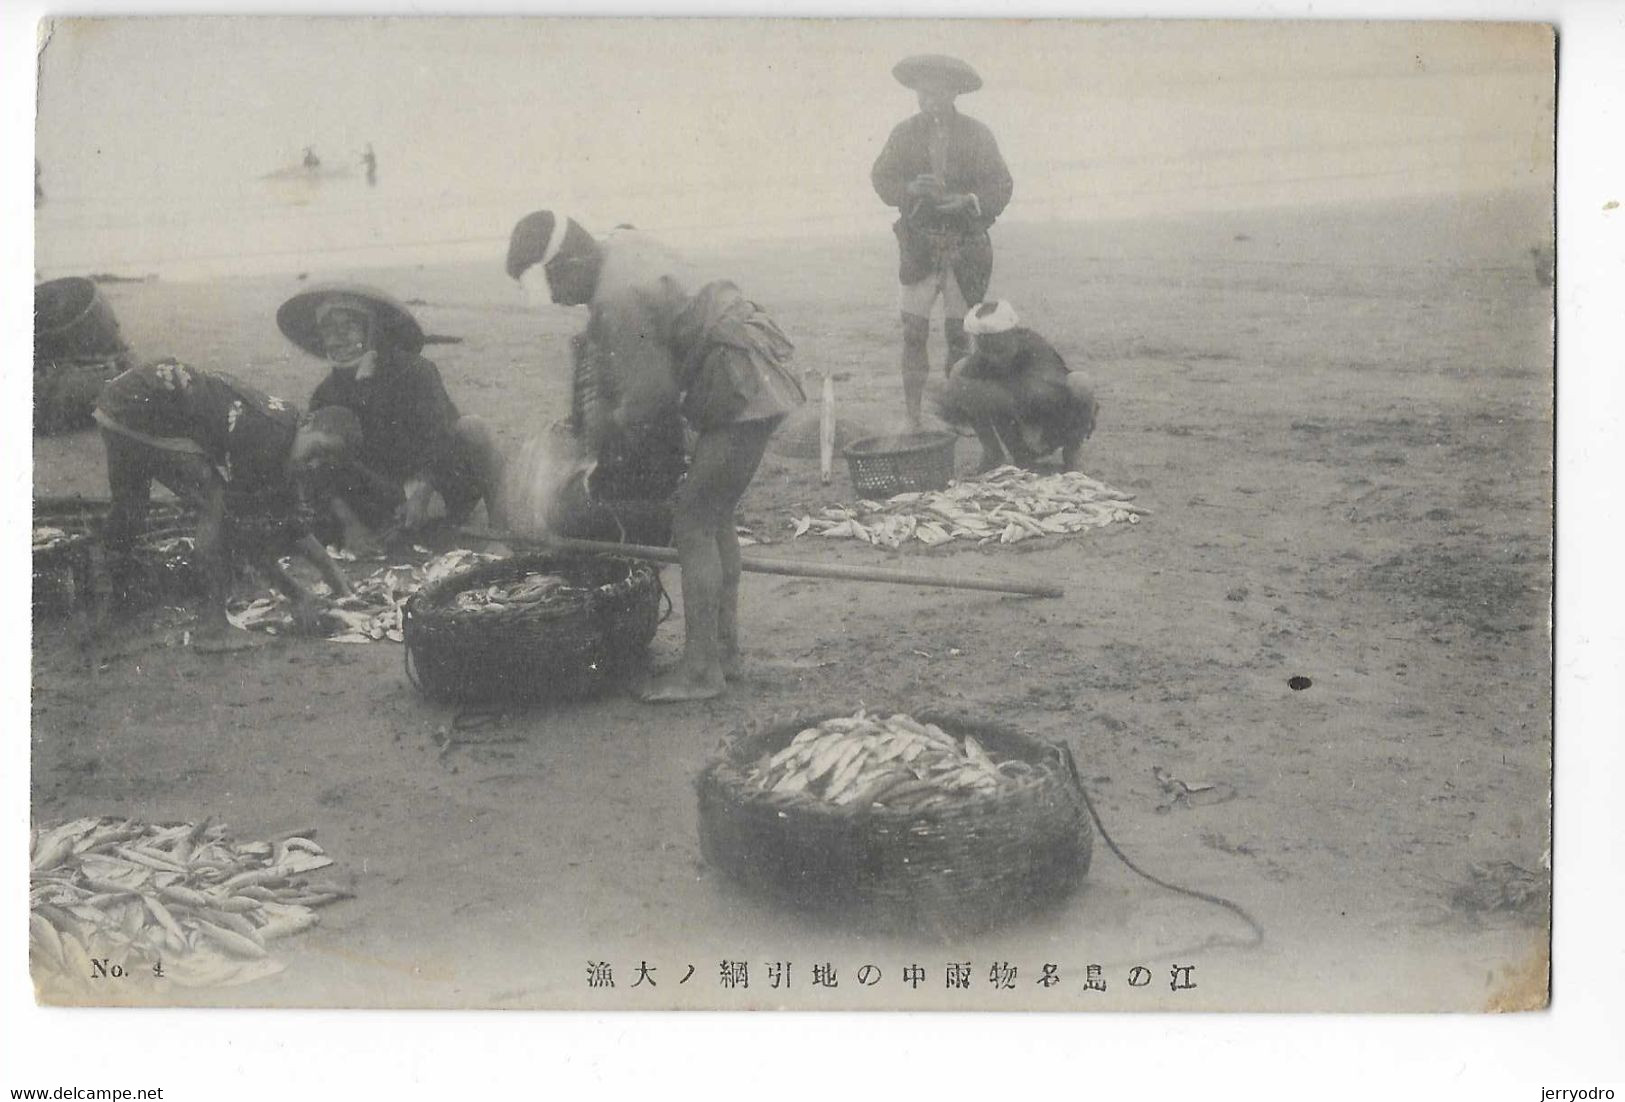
[964,299,1020,335]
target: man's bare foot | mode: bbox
[638,665,726,703]
[721,652,743,682]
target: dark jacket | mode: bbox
[309,349,459,483]
[871,110,1013,301]
[97,359,298,493]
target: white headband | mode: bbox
[964,300,1020,335]
[534,217,574,270]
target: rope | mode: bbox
[1055,742,1266,952]
[402,638,423,693]
[655,571,674,625]
[451,707,506,732]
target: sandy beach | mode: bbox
[30,191,1552,1010]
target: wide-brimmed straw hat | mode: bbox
[276,283,426,358]
[892,54,983,95]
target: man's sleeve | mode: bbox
[871,122,913,209]
[969,125,1014,224]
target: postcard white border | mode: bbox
[3,0,1618,1098]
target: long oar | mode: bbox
[460,529,1063,599]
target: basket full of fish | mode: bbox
[402,550,663,705]
[697,708,1093,934]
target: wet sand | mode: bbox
[30,191,1553,1010]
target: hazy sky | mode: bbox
[35,18,1553,249]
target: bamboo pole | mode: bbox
[460,529,1063,599]
[819,374,836,486]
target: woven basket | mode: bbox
[34,355,130,435]
[843,431,957,497]
[697,708,1093,935]
[403,551,662,706]
[31,532,97,618]
[32,496,202,617]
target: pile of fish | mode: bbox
[150,536,194,558]
[453,571,576,612]
[32,526,74,551]
[788,466,1147,549]
[29,817,349,990]
[743,709,1040,813]
[226,548,499,643]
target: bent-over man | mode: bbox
[94,360,361,652]
[507,211,804,703]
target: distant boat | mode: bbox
[259,162,358,182]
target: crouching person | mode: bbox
[94,360,361,653]
[937,300,1098,473]
[277,285,507,554]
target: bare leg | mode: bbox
[939,372,1020,472]
[328,497,382,557]
[295,533,353,598]
[641,418,776,703]
[971,421,1009,473]
[900,313,930,431]
[943,316,968,376]
[99,430,154,608]
[258,552,330,635]
[186,483,258,653]
[717,515,743,680]
[1062,375,1099,472]
[642,499,725,701]
[443,415,510,530]
[989,413,1040,468]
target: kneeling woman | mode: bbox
[937,300,1099,473]
[507,212,805,703]
[277,284,507,554]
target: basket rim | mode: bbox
[842,431,957,461]
[401,551,664,704]
[404,551,656,627]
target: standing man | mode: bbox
[361,143,377,187]
[872,54,1013,430]
[506,212,804,703]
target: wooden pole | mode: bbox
[461,529,1063,599]
[819,374,836,486]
